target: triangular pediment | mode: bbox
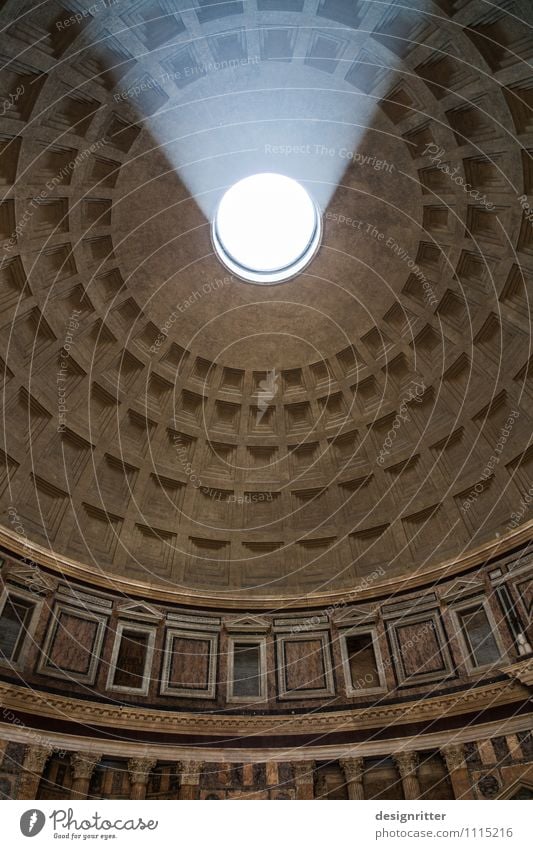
[440,577,485,602]
[116,600,163,620]
[3,562,55,593]
[332,604,377,625]
[225,614,270,633]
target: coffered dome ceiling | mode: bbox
[0,0,532,603]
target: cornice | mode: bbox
[0,678,528,740]
[1,708,532,765]
[502,656,533,689]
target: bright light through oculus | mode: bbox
[212,173,321,284]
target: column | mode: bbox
[70,752,103,799]
[393,752,421,800]
[0,740,8,768]
[128,757,157,800]
[18,745,54,800]
[505,734,523,760]
[266,760,279,788]
[242,762,254,787]
[178,761,204,799]
[477,740,496,766]
[441,743,474,800]
[291,761,315,800]
[339,757,365,800]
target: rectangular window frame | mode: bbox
[38,601,108,684]
[226,635,267,704]
[339,626,387,696]
[276,631,335,700]
[450,597,507,673]
[385,610,454,686]
[106,620,156,695]
[161,627,218,699]
[0,585,41,669]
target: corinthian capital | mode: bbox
[291,761,315,785]
[339,757,364,782]
[441,744,464,772]
[71,752,102,781]
[393,751,419,776]
[23,745,54,774]
[178,761,204,785]
[128,757,157,786]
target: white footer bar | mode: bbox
[3,800,530,848]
